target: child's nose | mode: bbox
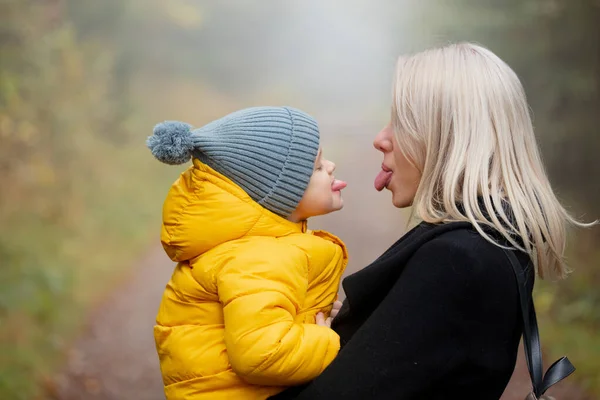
[327,160,336,174]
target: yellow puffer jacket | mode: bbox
[154,159,348,400]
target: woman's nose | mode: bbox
[373,125,392,152]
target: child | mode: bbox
[147,106,348,400]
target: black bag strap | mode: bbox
[502,249,576,397]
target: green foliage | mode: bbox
[0,1,180,398]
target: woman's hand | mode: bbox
[316,312,332,328]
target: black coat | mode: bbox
[270,221,533,400]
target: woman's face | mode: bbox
[373,123,421,208]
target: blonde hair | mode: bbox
[391,42,595,280]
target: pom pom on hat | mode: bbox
[147,121,194,165]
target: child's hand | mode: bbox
[330,300,343,319]
[316,312,332,328]
[316,301,343,327]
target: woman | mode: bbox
[270,42,592,399]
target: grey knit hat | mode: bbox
[147,106,320,218]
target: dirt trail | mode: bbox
[53,245,170,400]
[53,129,590,399]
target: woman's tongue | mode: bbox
[374,170,392,191]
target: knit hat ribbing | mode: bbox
[147,107,320,218]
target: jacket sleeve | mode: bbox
[269,238,498,400]
[217,242,340,386]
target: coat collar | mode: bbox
[341,221,473,314]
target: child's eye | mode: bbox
[316,165,323,171]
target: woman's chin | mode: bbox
[391,193,412,209]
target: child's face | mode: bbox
[289,148,346,222]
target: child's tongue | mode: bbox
[374,170,392,191]
[331,179,347,191]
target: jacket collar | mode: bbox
[342,221,473,314]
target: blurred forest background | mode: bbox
[0,0,598,399]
